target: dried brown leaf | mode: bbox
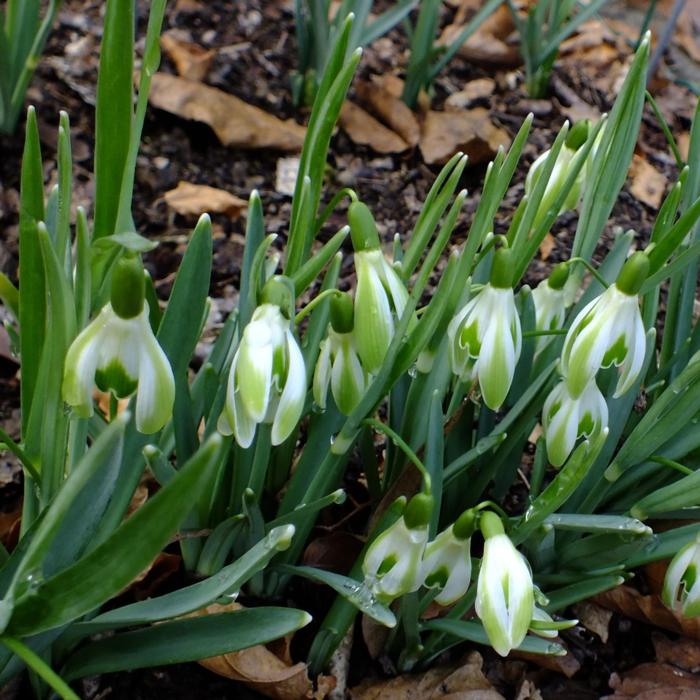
[539,233,556,261]
[339,101,410,154]
[358,77,420,147]
[350,652,504,700]
[161,30,216,82]
[194,603,334,700]
[149,73,306,151]
[653,632,700,673]
[629,155,667,209]
[514,637,580,678]
[594,585,700,639]
[572,601,613,643]
[445,79,496,110]
[419,108,510,165]
[607,662,700,699]
[163,181,247,219]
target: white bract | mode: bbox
[353,248,408,374]
[475,523,534,657]
[662,533,700,617]
[421,525,472,606]
[63,303,175,434]
[560,283,645,399]
[313,329,369,415]
[543,379,608,467]
[447,284,522,410]
[218,303,306,449]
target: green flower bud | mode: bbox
[111,254,146,320]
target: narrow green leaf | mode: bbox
[7,435,225,636]
[18,106,44,434]
[92,0,134,240]
[62,608,312,682]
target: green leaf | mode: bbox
[280,564,396,627]
[6,434,225,636]
[92,231,158,254]
[92,0,134,240]
[69,525,295,637]
[631,468,700,519]
[238,191,265,329]
[542,514,651,535]
[18,106,45,435]
[544,575,624,612]
[422,618,565,656]
[61,608,312,682]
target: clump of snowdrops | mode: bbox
[0,3,699,697]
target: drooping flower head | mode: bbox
[532,263,569,355]
[525,120,590,229]
[543,378,608,467]
[662,532,700,617]
[362,493,432,604]
[560,252,648,399]
[63,254,175,434]
[447,247,522,410]
[421,509,475,606]
[349,201,409,374]
[218,276,306,448]
[313,292,370,415]
[475,512,534,657]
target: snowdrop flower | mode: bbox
[543,378,608,467]
[475,512,534,657]
[662,533,700,617]
[349,201,409,374]
[421,510,475,606]
[363,493,432,604]
[219,280,306,448]
[525,120,589,228]
[532,263,569,354]
[560,252,648,399]
[313,293,369,415]
[447,248,522,410]
[63,255,174,434]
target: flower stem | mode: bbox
[0,636,79,700]
[364,417,432,494]
[0,428,40,483]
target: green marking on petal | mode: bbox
[425,567,449,589]
[95,360,138,398]
[459,321,480,355]
[602,334,628,368]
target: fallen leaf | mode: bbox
[350,652,504,699]
[606,662,700,699]
[653,632,700,673]
[629,155,667,209]
[678,132,691,161]
[419,108,510,165]
[551,75,601,123]
[445,79,496,110]
[594,585,700,639]
[357,78,420,147]
[539,233,555,261]
[276,157,301,196]
[439,5,520,66]
[362,613,390,661]
[514,637,580,678]
[164,181,247,219]
[194,603,334,700]
[339,101,410,154]
[149,73,306,151]
[572,601,613,643]
[514,680,543,700]
[161,30,216,82]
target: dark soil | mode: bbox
[0,0,698,698]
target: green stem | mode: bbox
[314,187,357,234]
[0,429,40,483]
[645,90,684,169]
[294,289,343,325]
[650,455,694,476]
[567,257,610,289]
[364,418,432,494]
[523,328,569,338]
[109,393,119,422]
[0,636,79,700]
